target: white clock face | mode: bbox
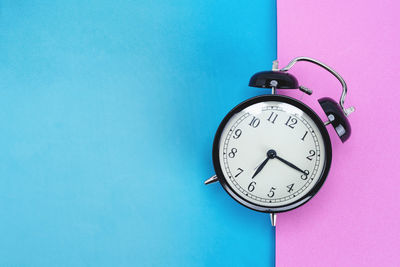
[217,100,328,208]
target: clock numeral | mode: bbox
[248,181,256,192]
[287,183,294,193]
[285,116,297,129]
[228,148,237,158]
[233,129,242,139]
[234,168,244,177]
[267,187,276,198]
[249,116,260,128]
[301,170,310,180]
[267,112,278,124]
[301,131,308,141]
[306,150,316,161]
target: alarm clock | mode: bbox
[205,57,355,226]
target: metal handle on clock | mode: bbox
[278,57,355,116]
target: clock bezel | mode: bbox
[212,94,332,213]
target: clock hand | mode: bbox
[252,157,269,179]
[252,149,276,179]
[275,155,306,174]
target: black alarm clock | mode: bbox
[205,57,355,226]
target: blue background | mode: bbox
[0,0,276,266]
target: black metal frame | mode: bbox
[212,95,332,213]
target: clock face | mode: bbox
[213,95,332,213]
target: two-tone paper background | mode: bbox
[1,0,399,266]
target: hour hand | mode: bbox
[252,157,269,179]
[275,155,305,174]
[252,149,276,179]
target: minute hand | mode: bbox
[275,155,306,174]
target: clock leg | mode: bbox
[204,175,218,185]
[270,213,276,227]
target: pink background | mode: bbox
[277,0,400,266]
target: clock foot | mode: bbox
[270,213,276,227]
[204,175,218,185]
